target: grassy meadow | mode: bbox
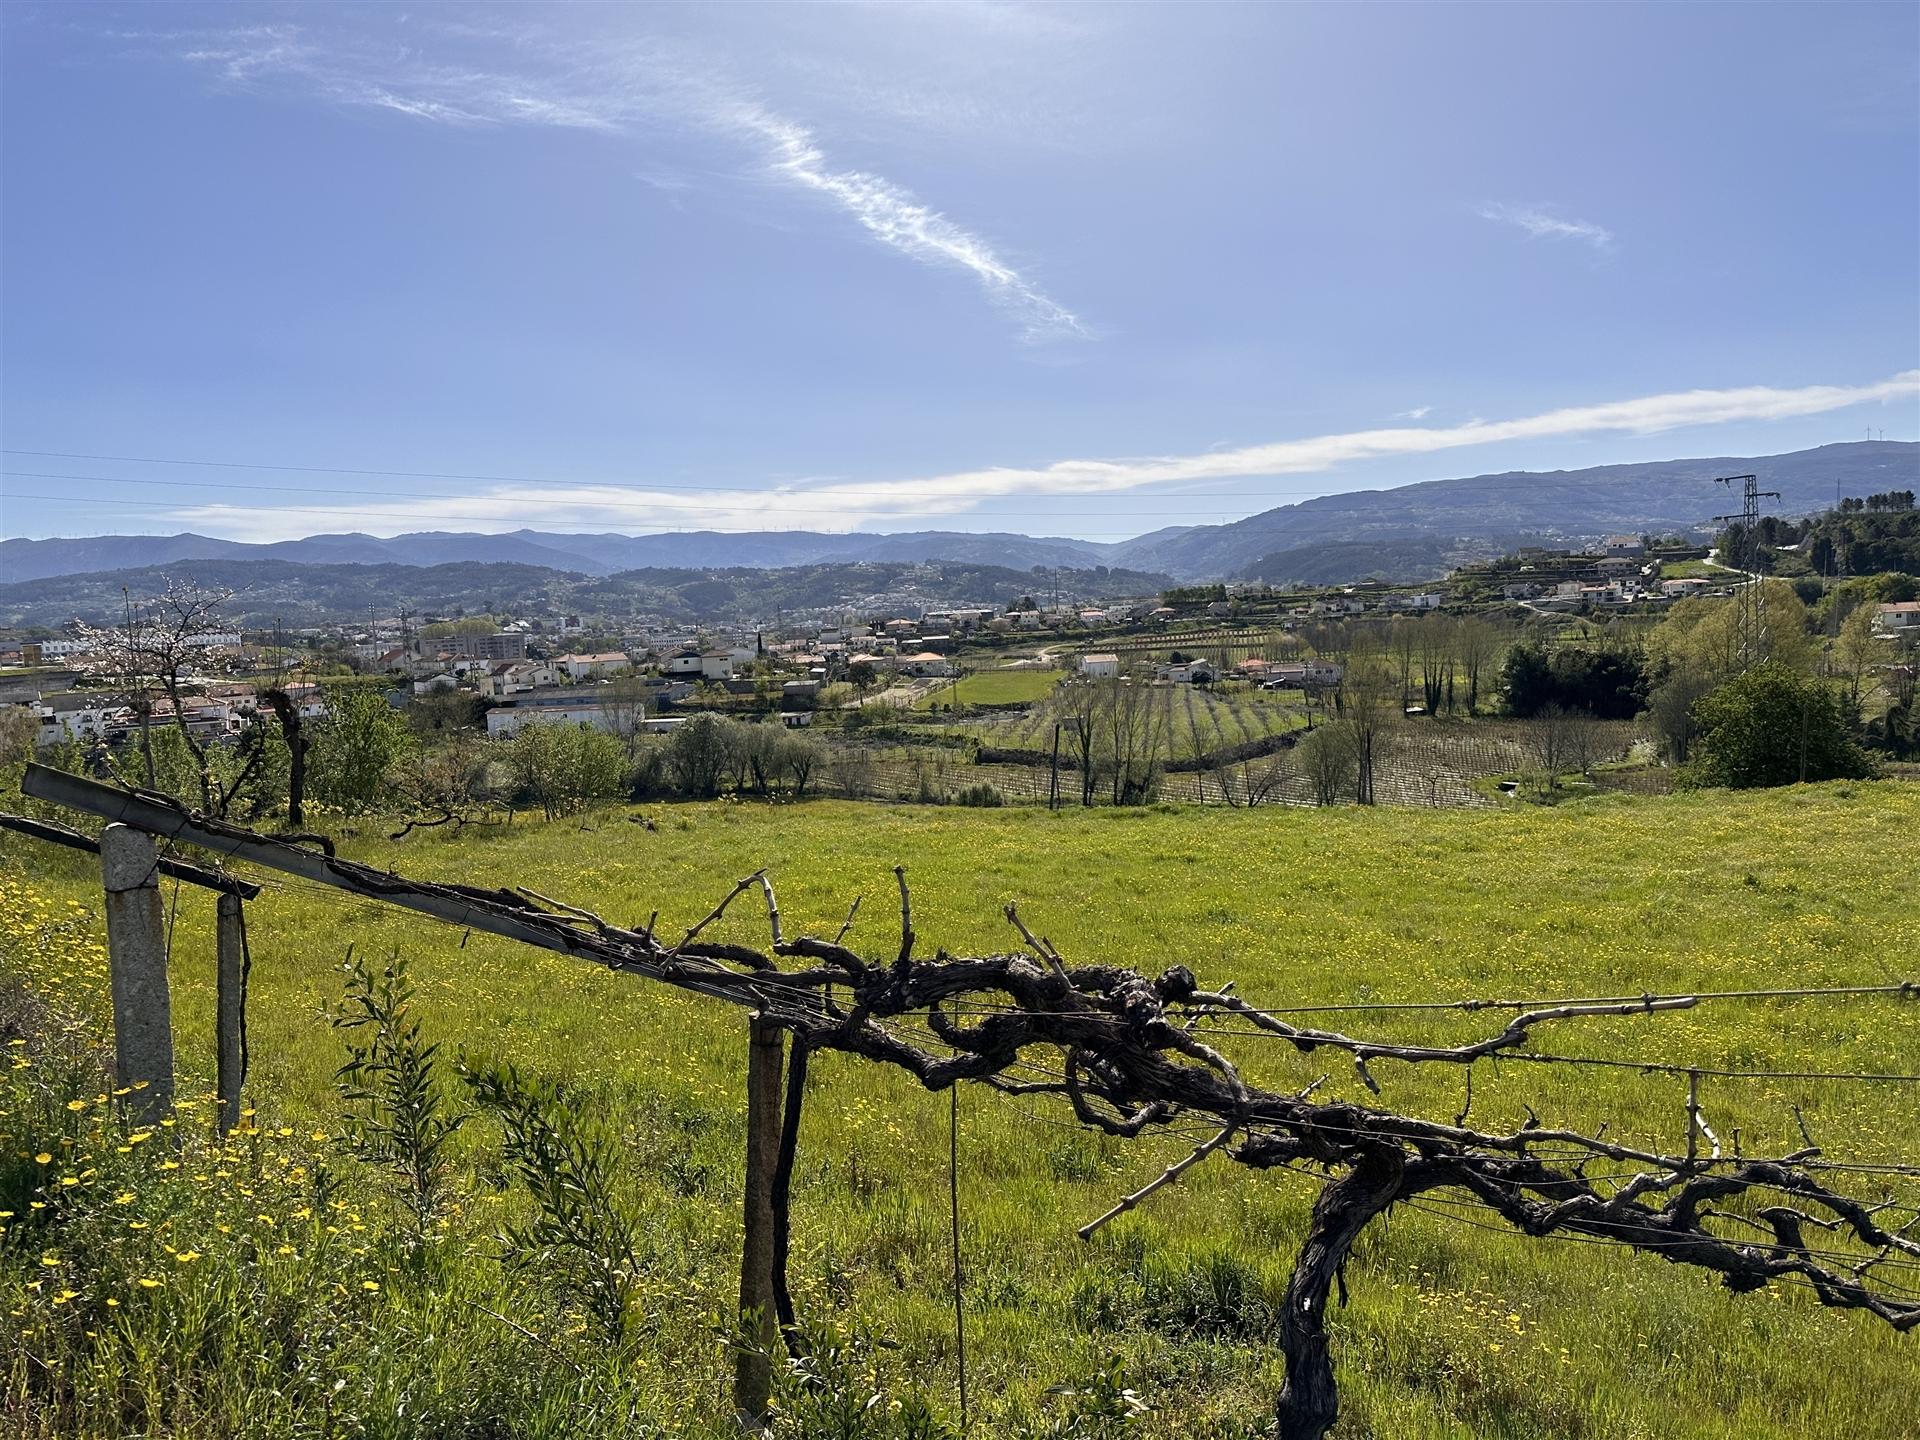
[4,784,1919,1438]
[912,667,1065,709]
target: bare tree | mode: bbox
[1340,635,1397,806]
[1389,619,1418,708]
[780,733,822,799]
[1102,672,1168,806]
[828,745,874,800]
[1295,721,1359,806]
[76,580,246,813]
[1415,616,1454,714]
[597,675,652,755]
[1565,708,1608,777]
[1454,617,1499,715]
[1531,704,1581,790]
[1055,679,1102,807]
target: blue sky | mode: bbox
[2,1,1916,545]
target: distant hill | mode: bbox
[1235,538,1478,587]
[0,527,1116,585]
[0,558,1171,629]
[4,441,1912,588]
[1111,441,1920,578]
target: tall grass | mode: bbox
[4,785,1917,1436]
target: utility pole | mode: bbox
[1712,474,1781,669]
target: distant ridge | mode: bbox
[0,559,1176,629]
[4,441,1912,586]
[0,527,1117,585]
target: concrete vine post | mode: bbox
[99,823,174,1124]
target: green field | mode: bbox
[5,785,1919,1438]
[1657,559,1732,581]
[912,667,1064,709]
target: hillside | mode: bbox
[1116,440,1920,577]
[1233,537,1471,585]
[4,786,1916,1438]
[0,557,1171,627]
[0,526,1117,585]
[5,441,1912,587]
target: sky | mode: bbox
[2,1,1917,546]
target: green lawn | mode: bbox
[912,667,1063,709]
[1659,559,1732,580]
[4,785,1918,1438]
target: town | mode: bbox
[8,524,1915,808]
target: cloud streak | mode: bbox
[159,21,1081,339]
[171,371,1920,542]
[1479,201,1615,251]
[741,108,1082,340]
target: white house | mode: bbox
[1263,660,1343,689]
[561,652,631,682]
[896,652,953,678]
[478,661,560,698]
[1603,534,1645,558]
[33,694,124,746]
[412,673,461,695]
[1079,653,1121,679]
[664,650,704,676]
[699,652,735,681]
[1875,601,1920,635]
[1163,660,1218,685]
[486,696,619,738]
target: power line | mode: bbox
[939,982,1920,1022]
[1181,1018,1920,1083]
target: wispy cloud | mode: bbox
[1478,201,1616,251]
[738,108,1081,340]
[155,20,1081,340]
[172,371,1920,542]
[1393,405,1433,421]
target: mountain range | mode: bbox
[4,441,1914,590]
[0,560,1173,629]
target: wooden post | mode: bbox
[735,1015,785,1430]
[216,893,248,1135]
[99,823,173,1123]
